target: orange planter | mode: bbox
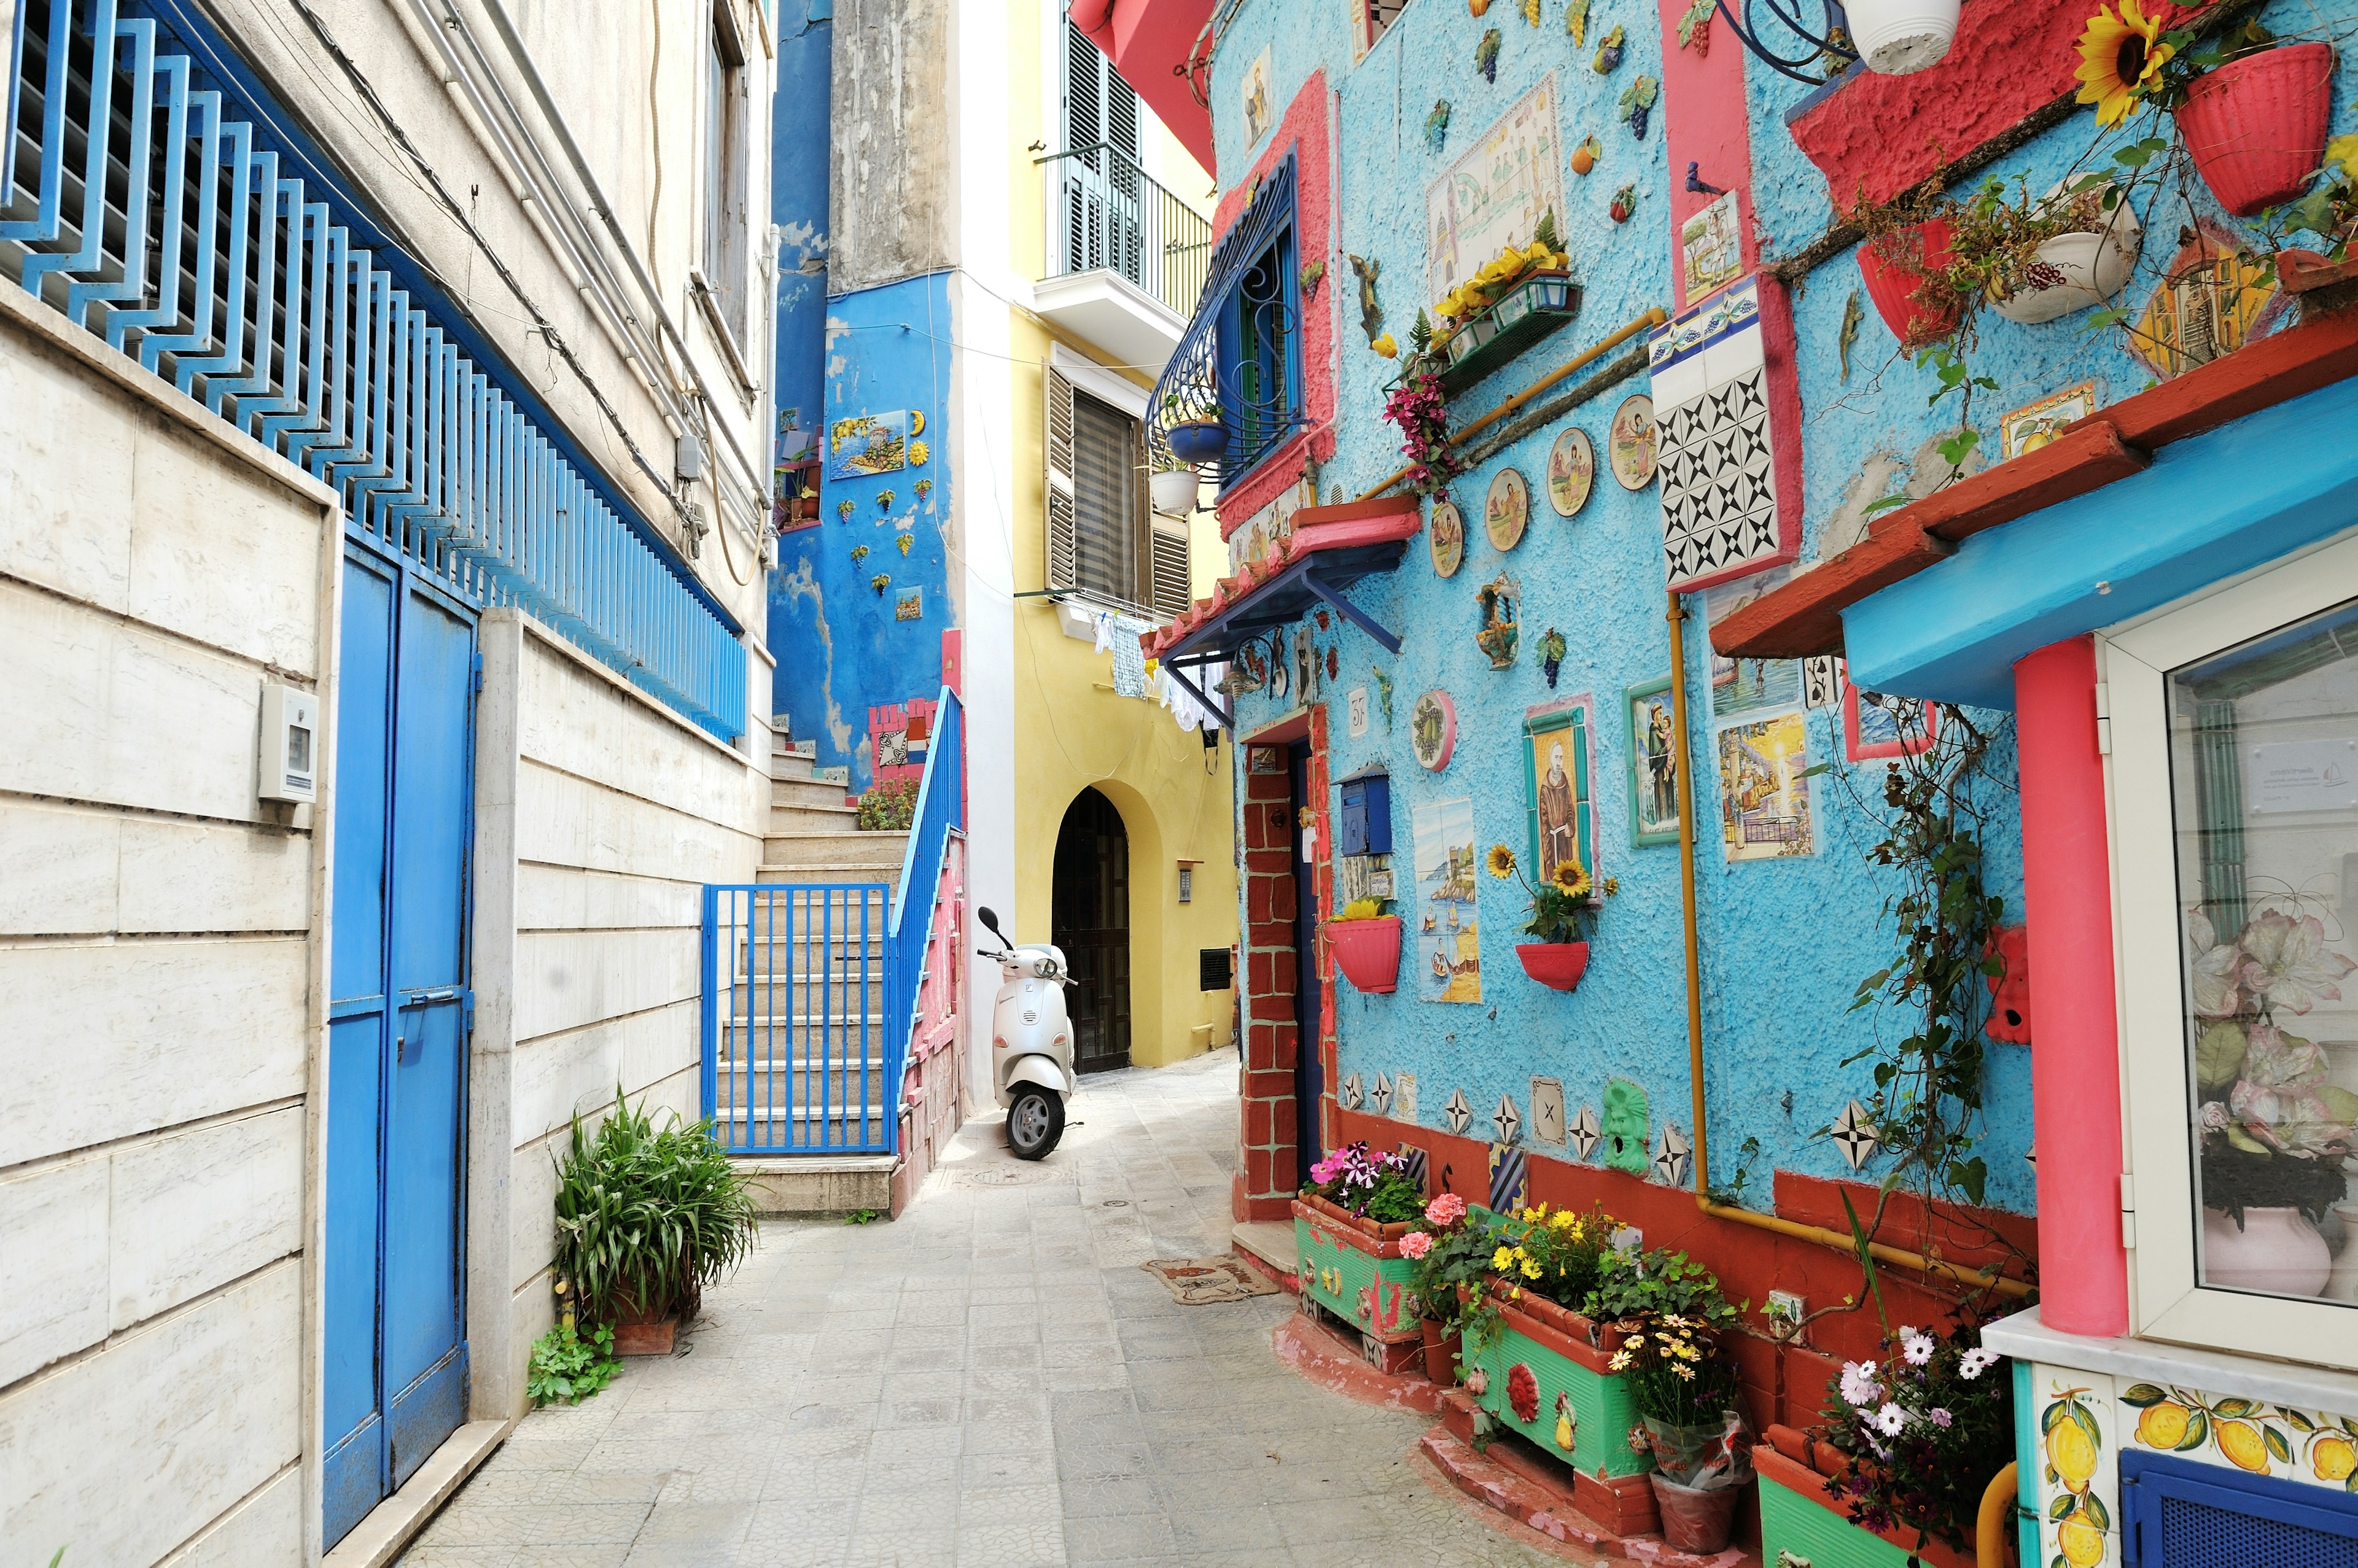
[1329,917,1402,993]
[1514,941,1590,992]
[2177,44,2337,217]
[1857,220,1961,351]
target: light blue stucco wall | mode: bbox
[1207,0,2051,1213]
[768,271,954,785]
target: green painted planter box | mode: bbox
[1293,1197,1420,1343]
[1757,1445,1978,1568]
[1466,1292,1651,1481]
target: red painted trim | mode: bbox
[1655,0,1759,312]
[2013,637,2128,1337]
[1713,306,2358,659]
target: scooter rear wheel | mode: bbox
[1006,1085,1064,1160]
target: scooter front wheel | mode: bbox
[1006,1085,1064,1160]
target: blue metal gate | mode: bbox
[323,539,476,1547]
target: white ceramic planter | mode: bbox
[1150,468,1202,517]
[1840,0,1959,74]
[1988,190,2144,325]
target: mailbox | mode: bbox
[1337,767,1393,858]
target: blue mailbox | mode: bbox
[1337,767,1393,858]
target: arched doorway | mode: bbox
[1053,788,1132,1073]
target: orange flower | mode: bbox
[2074,0,2175,128]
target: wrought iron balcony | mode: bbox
[1034,143,1211,371]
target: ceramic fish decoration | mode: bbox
[1476,27,1501,83]
[1349,255,1385,345]
[1425,99,1452,152]
[1593,23,1624,73]
[1566,0,1589,45]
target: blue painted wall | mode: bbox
[768,271,954,784]
[1209,1,2043,1213]
[770,1,832,502]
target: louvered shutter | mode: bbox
[1149,522,1191,618]
[1045,366,1078,591]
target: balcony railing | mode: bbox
[1038,143,1211,322]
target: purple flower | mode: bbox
[1930,1408,1953,1429]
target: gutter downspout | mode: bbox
[1665,592,2033,1301]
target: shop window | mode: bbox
[2108,545,2358,1366]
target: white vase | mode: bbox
[1150,468,1201,518]
[2327,1202,2358,1303]
[1840,0,1960,74]
[1989,195,2145,325]
[2203,1205,2334,1297]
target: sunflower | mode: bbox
[2074,0,2175,128]
[1551,860,1593,898]
[1486,844,1518,879]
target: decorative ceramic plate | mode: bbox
[1608,394,1659,490]
[1484,467,1530,553]
[1429,499,1465,578]
[1546,427,1595,517]
[1410,689,1457,772]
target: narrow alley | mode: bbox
[399,1056,1562,1567]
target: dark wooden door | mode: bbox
[1053,788,1132,1073]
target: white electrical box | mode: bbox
[259,682,319,804]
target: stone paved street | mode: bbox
[400,1051,1570,1566]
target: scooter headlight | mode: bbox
[1032,957,1057,979]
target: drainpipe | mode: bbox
[1664,592,2033,1300]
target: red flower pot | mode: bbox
[1328,917,1401,993]
[1421,1319,1462,1386]
[1514,941,1590,992]
[2176,43,2337,217]
[1856,219,1960,351]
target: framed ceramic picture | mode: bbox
[1411,689,1457,771]
[1609,395,1658,490]
[1484,467,1530,552]
[1844,682,1939,761]
[1430,499,1466,578]
[1998,381,2100,459]
[1546,427,1595,518]
[1624,677,1682,847]
[1522,702,1594,890]
[1718,712,1816,861]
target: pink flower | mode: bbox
[2236,909,2357,1015]
[1426,1192,1468,1227]
[1930,1408,1953,1429]
[1398,1230,1434,1260]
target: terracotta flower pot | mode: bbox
[1329,916,1403,993]
[1649,1473,1741,1553]
[1515,941,1590,992]
[2202,1204,2332,1295]
[1856,220,1961,351]
[2176,44,2337,218]
[1421,1319,1462,1386]
[610,1302,677,1356]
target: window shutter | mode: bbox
[1045,367,1078,591]
[1064,23,1102,153]
[1107,70,1138,164]
[1150,522,1191,618]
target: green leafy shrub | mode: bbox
[856,778,919,831]
[526,1321,620,1407]
[552,1085,758,1325]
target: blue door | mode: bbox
[324,541,476,1547]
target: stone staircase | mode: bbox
[724,717,908,1216]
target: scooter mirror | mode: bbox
[976,906,1005,940]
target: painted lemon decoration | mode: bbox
[2049,1415,2099,1492]
[2215,1419,2271,1474]
[2057,1507,2106,1567]
[2135,1402,2192,1450]
[2313,1434,2357,1483]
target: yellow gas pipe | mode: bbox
[1976,1462,2020,1568]
[1663,592,2033,1301]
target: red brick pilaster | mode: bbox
[1237,750,1299,1221]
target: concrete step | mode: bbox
[771,775,853,810]
[731,1152,897,1217]
[713,1068,892,1101]
[769,801,863,834]
[1232,1220,1299,1278]
[717,1108,889,1143]
[760,830,908,872]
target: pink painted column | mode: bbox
[2014,636,2130,1337]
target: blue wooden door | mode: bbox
[324,543,475,1547]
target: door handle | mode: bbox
[401,987,461,1007]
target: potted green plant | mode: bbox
[1294,1143,1428,1351]
[1328,896,1403,993]
[552,1086,760,1356]
[1600,1253,1753,1554]
[1398,1192,1490,1384]
[1162,390,1229,466]
[1971,176,2146,325]
[1765,1321,2013,1567]
[1485,844,1598,992]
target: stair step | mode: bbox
[769,802,864,833]
[771,776,852,810]
[715,1055,888,1069]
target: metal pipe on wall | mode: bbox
[1664,592,2033,1301]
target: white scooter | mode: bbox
[976,907,1075,1160]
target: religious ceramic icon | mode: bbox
[1430,499,1465,578]
[1484,467,1530,553]
[1609,394,1659,490]
[1546,427,1595,518]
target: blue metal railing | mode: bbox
[3,0,745,740]
[701,690,963,1156]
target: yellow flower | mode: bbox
[1493,1246,1514,1270]
[1371,333,1399,359]
[1609,1350,1633,1372]
[1671,1363,1697,1381]
[1521,1259,1542,1279]
[1487,844,1517,879]
[2074,0,2175,128]
[1551,860,1592,898]
[1549,1211,1578,1231]
[2329,133,2358,177]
